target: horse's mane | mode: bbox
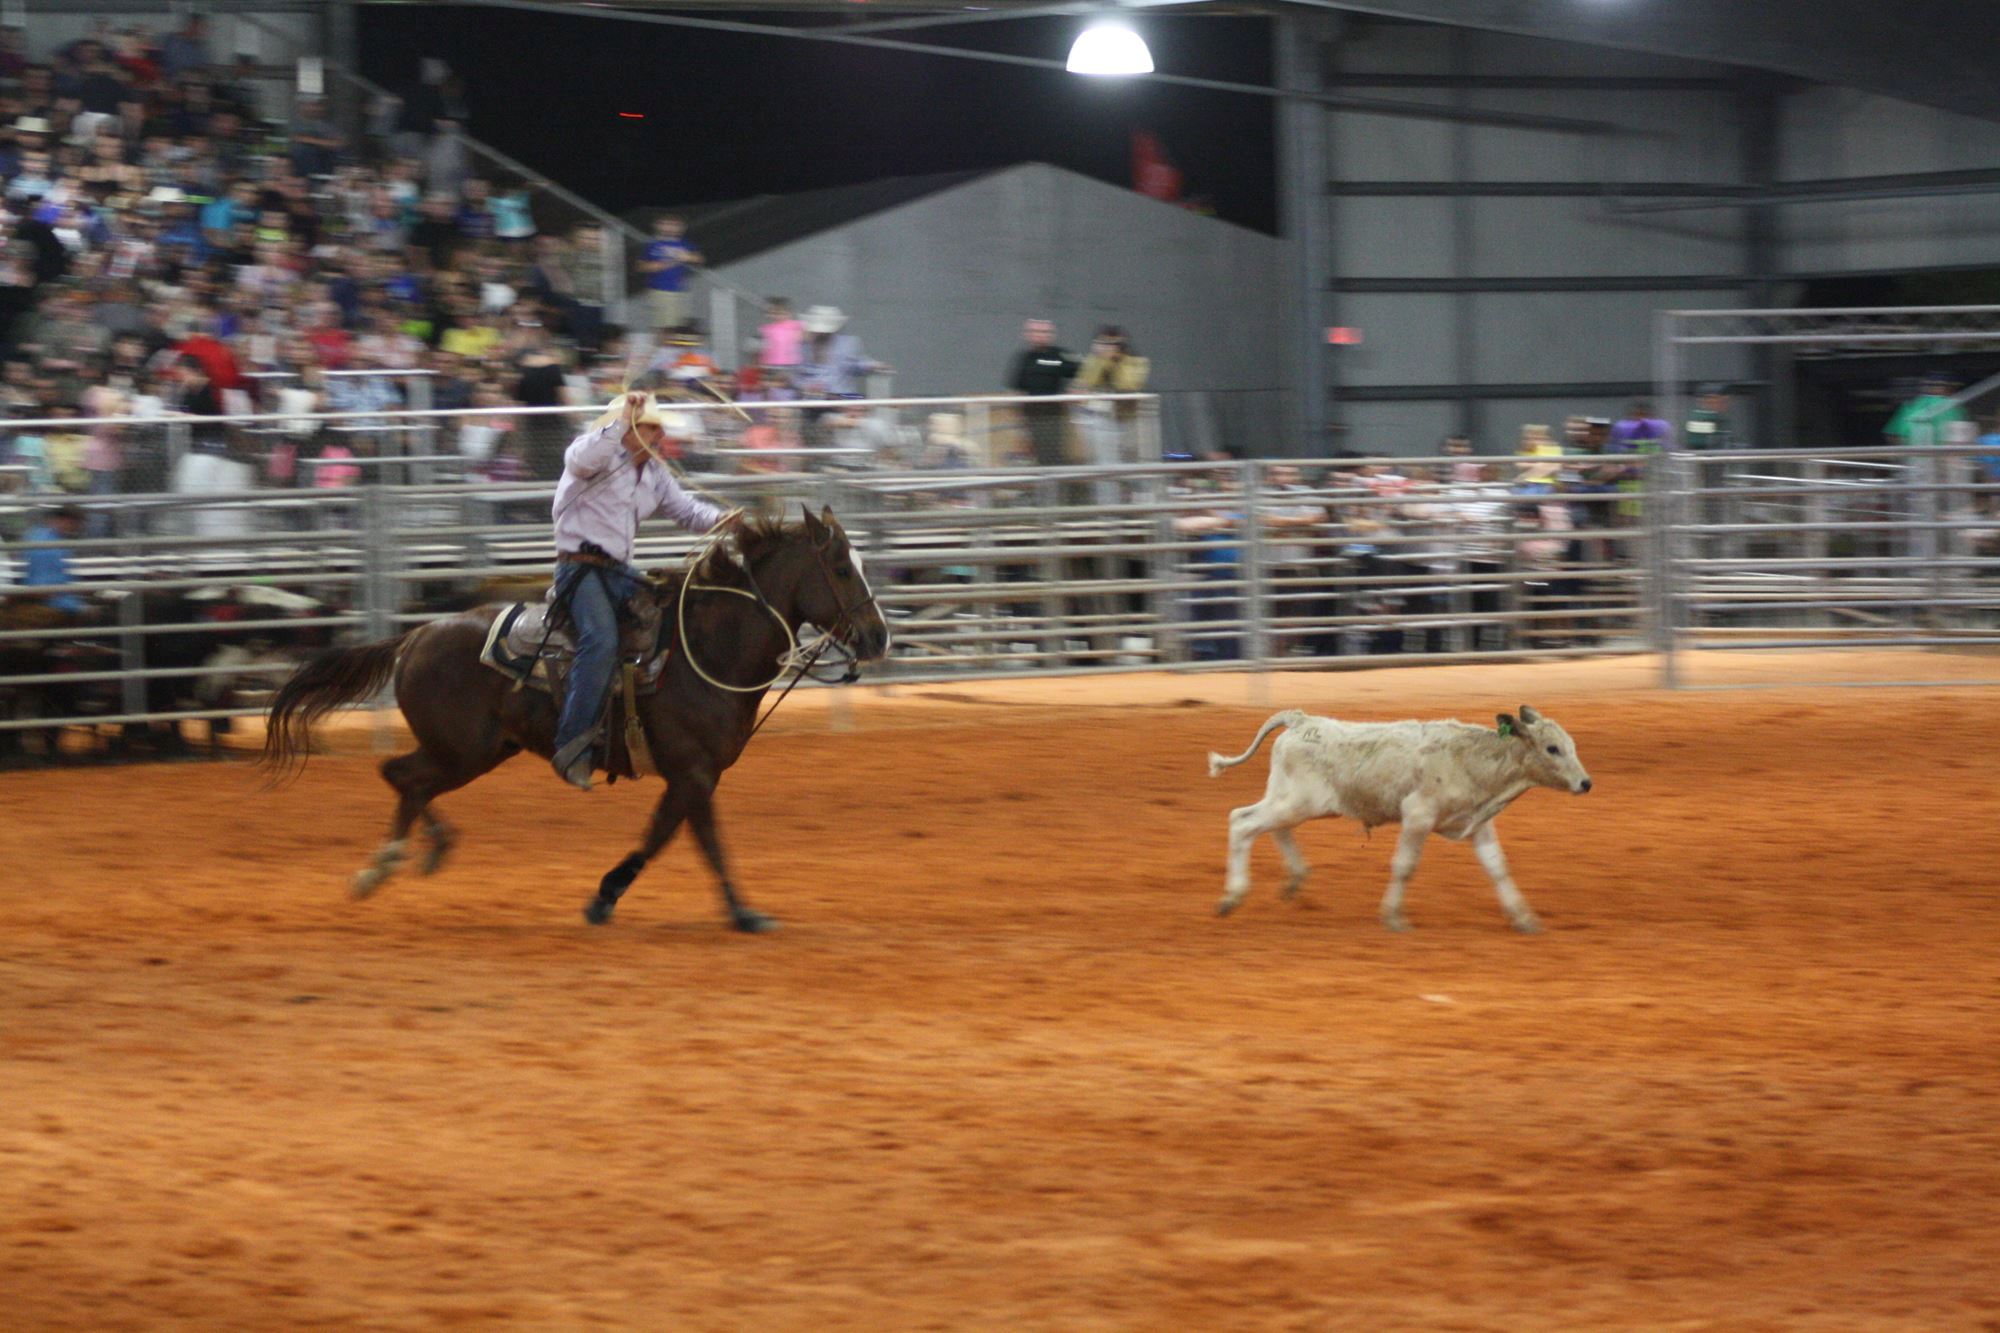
[660,515,800,590]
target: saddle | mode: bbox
[478,581,675,782]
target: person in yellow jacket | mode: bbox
[1071,326,1151,476]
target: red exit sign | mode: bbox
[1325,326,1363,345]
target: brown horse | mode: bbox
[261,507,890,931]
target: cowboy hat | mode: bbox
[12,116,50,135]
[592,391,671,432]
[801,305,847,334]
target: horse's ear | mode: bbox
[799,503,827,544]
[819,504,844,538]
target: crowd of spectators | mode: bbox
[1161,404,1687,660]
[0,19,681,508]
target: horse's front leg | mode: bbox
[584,782,690,925]
[687,790,776,934]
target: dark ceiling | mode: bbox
[472,0,2000,123]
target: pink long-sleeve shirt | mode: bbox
[551,419,724,564]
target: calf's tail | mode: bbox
[1208,709,1306,777]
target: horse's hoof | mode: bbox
[583,896,615,926]
[732,911,779,935]
[420,833,456,877]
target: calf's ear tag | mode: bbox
[1497,718,1514,737]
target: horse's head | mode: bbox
[781,504,891,663]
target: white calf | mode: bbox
[1207,705,1591,932]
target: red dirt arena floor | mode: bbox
[3,652,1999,1331]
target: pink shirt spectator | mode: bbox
[81,388,124,476]
[314,443,360,488]
[759,317,803,368]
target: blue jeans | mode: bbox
[552,559,642,762]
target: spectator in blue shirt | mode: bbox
[1977,413,2000,486]
[641,213,701,332]
[199,180,255,246]
[454,177,496,241]
[159,15,211,79]
[20,503,87,615]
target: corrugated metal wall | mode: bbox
[1311,21,1757,455]
[1781,89,2000,275]
[715,163,1287,461]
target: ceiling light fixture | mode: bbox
[1066,21,1153,76]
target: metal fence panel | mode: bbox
[14,404,1995,756]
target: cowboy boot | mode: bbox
[552,733,595,791]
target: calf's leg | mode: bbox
[1219,796,1314,916]
[1471,822,1541,934]
[1272,828,1311,901]
[1379,818,1433,932]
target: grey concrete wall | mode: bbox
[714,163,1287,460]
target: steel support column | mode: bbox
[1448,27,1477,443]
[1276,13,1336,456]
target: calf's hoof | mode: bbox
[731,909,779,935]
[1380,912,1411,933]
[1280,878,1307,902]
[1510,913,1543,935]
[350,868,388,900]
[1215,896,1242,918]
[583,895,616,926]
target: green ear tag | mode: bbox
[1498,719,1514,737]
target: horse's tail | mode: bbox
[1208,709,1306,778]
[259,630,412,780]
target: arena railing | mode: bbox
[18,416,1990,750]
[1655,441,2000,688]
[2,437,1656,747]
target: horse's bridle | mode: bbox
[802,534,880,663]
[680,530,880,693]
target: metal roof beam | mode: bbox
[1336,380,1659,402]
[1331,180,1757,198]
[1331,275,1754,294]
[1324,73,1732,91]
[1609,167,2000,214]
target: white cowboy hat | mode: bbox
[801,305,848,335]
[592,392,671,432]
[13,116,50,135]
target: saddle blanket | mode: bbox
[478,603,668,694]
